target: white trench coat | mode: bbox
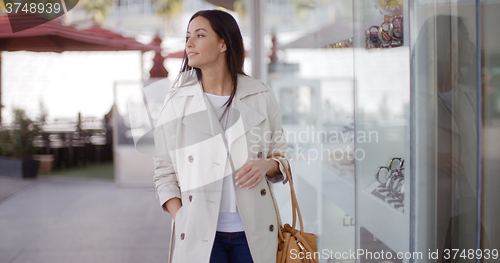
[153,74,291,263]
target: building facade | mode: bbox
[109,1,499,261]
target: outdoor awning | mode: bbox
[205,0,235,10]
[0,12,156,52]
[0,12,158,122]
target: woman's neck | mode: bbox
[200,67,233,96]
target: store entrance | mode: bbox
[264,0,499,262]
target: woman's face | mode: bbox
[457,22,474,68]
[185,16,226,69]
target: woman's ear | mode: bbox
[220,39,227,52]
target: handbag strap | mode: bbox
[267,153,305,234]
[267,179,285,243]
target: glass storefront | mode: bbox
[411,1,479,261]
[482,0,500,257]
[265,0,499,262]
[266,1,356,262]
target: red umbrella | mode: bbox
[0,12,157,122]
[0,12,156,52]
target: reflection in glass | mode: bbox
[411,2,479,260]
[481,0,500,256]
[265,1,356,261]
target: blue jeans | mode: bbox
[210,231,254,263]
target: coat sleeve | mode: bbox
[264,84,292,185]
[153,104,181,213]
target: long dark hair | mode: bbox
[179,10,246,117]
[411,15,473,94]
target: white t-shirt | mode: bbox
[204,92,245,232]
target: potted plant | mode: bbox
[0,108,40,178]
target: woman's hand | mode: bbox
[172,207,180,221]
[165,197,182,221]
[234,159,277,189]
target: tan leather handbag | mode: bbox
[267,153,319,263]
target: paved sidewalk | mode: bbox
[0,177,36,204]
[0,176,172,263]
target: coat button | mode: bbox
[188,155,194,163]
[257,152,262,158]
[189,195,193,202]
[269,224,274,232]
[180,233,185,240]
[260,189,266,196]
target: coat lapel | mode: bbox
[232,74,268,133]
[178,81,224,140]
[225,76,268,154]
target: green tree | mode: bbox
[153,0,183,34]
[0,108,39,159]
[154,0,182,17]
[81,0,114,24]
[234,0,247,19]
[293,0,316,20]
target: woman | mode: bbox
[412,14,477,258]
[153,10,291,263]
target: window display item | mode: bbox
[369,157,405,213]
[365,14,404,49]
